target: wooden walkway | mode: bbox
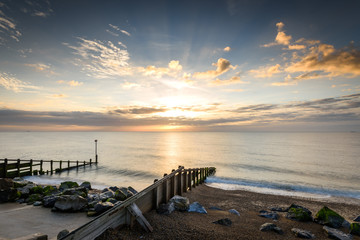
[61,166,216,240]
[0,158,96,178]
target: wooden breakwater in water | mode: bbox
[61,166,216,240]
[0,158,97,178]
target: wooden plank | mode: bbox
[127,203,153,232]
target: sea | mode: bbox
[1,132,359,201]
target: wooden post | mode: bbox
[183,169,188,192]
[50,160,53,174]
[83,160,86,167]
[196,169,199,186]
[163,173,168,203]
[40,160,43,174]
[60,160,62,171]
[153,179,159,209]
[68,160,70,170]
[30,159,33,175]
[17,159,20,177]
[188,169,192,190]
[3,158,7,178]
[171,175,175,197]
[200,168,204,183]
[76,160,79,169]
[90,158,92,165]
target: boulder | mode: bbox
[286,204,312,222]
[33,201,42,206]
[314,206,344,228]
[43,195,58,208]
[100,190,114,201]
[106,198,118,204]
[259,223,283,234]
[213,218,232,226]
[157,202,175,215]
[353,216,360,222]
[323,226,353,240]
[228,209,240,216]
[54,195,87,212]
[94,201,114,215]
[59,181,79,191]
[18,186,31,198]
[109,186,119,192]
[26,193,43,204]
[343,220,351,229]
[259,210,279,220]
[291,228,315,239]
[30,186,44,194]
[12,177,30,188]
[62,187,87,198]
[127,186,138,195]
[169,195,189,211]
[57,229,69,240]
[270,206,290,212]
[80,181,91,190]
[188,202,207,214]
[0,178,14,190]
[350,223,360,236]
[0,188,19,202]
[87,193,100,202]
[119,187,133,198]
[43,185,58,196]
[114,189,127,201]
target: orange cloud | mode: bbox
[210,76,245,86]
[249,64,281,78]
[193,58,234,79]
[57,80,83,87]
[223,46,231,52]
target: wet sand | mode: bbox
[99,184,360,240]
[0,203,89,240]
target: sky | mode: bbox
[0,0,360,132]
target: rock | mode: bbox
[259,223,283,234]
[59,181,79,191]
[102,188,109,193]
[18,186,31,198]
[314,206,345,228]
[323,226,353,240]
[33,201,42,206]
[57,229,69,239]
[26,193,43,204]
[188,202,207,214]
[127,186,138,195]
[80,181,91,190]
[87,193,100,202]
[43,195,58,208]
[0,188,19,202]
[270,206,289,212]
[291,228,315,239]
[169,195,189,211]
[156,202,175,215]
[342,220,351,229]
[286,204,312,222]
[353,216,360,222]
[119,187,133,198]
[94,201,114,215]
[213,218,232,226]
[62,187,88,198]
[106,198,118,204]
[87,211,97,217]
[30,186,44,194]
[12,177,30,188]
[0,178,14,190]
[43,185,58,196]
[114,189,127,201]
[228,209,240,216]
[259,210,279,220]
[100,190,114,201]
[109,186,119,192]
[54,195,87,212]
[209,206,223,210]
[350,223,360,236]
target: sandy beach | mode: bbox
[98,184,360,240]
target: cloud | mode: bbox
[110,106,168,115]
[57,80,83,87]
[65,37,131,79]
[263,22,292,47]
[122,82,140,89]
[141,60,183,78]
[52,94,67,98]
[0,72,39,92]
[106,29,119,37]
[224,46,231,52]
[193,58,234,79]
[210,76,245,86]
[25,63,56,75]
[249,64,281,78]
[21,0,53,18]
[0,9,22,43]
[108,24,131,36]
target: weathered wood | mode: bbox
[183,170,188,192]
[127,203,153,232]
[50,160,53,175]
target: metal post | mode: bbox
[95,139,98,164]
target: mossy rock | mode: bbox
[314,206,344,228]
[286,204,312,222]
[59,181,79,191]
[115,189,127,201]
[30,186,43,194]
[27,193,43,204]
[351,223,360,236]
[80,181,91,190]
[43,185,57,196]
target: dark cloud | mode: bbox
[110,107,168,115]
[235,104,278,112]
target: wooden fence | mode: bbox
[61,166,216,240]
[0,158,96,178]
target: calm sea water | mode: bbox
[0,132,359,199]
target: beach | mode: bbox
[98,184,360,240]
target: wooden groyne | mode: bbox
[61,166,216,240]
[0,158,97,178]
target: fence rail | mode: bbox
[61,166,216,240]
[0,158,97,178]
